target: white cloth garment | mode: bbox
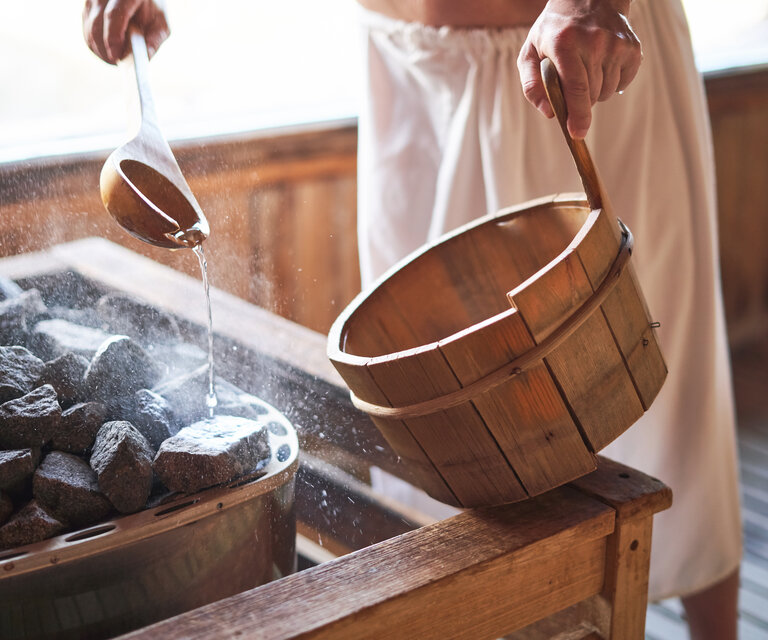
[357,0,742,601]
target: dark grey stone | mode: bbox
[0,277,23,302]
[129,389,174,452]
[46,306,105,330]
[0,500,64,551]
[0,448,40,491]
[15,270,106,311]
[0,345,45,404]
[143,341,208,380]
[33,452,112,528]
[154,365,270,429]
[0,385,61,449]
[31,318,112,360]
[0,289,48,346]
[38,352,90,406]
[0,492,12,526]
[153,415,270,493]
[84,336,165,415]
[90,421,154,514]
[51,401,107,454]
[96,293,181,346]
[152,365,210,428]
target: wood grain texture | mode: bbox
[331,194,657,505]
[439,309,596,496]
[121,487,614,640]
[508,248,644,451]
[601,517,654,639]
[366,345,527,506]
[706,66,768,347]
[573,210,667,411]
[330,355,458,505]
[569,456,673,524]
[505,594,609,639]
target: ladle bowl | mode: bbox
[100,30,209,249]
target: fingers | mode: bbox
[83,0,112,63]
[598,61,621,102]
[82,0,169,64]
[142,10,170,58]
[517,0,642,139]
[517,46,554,120]
[103,0,146,62]
[616,45,642,93]
[553,53,595,139]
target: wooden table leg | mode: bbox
[507,456,672,639]
[570,456,672,639]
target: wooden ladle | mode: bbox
[100,29,209,249]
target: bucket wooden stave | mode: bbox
[328,61,667,508]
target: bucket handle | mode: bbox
[540,58,606,213]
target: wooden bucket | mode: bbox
[327,60,667,508]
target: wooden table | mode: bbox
[0,239,672,640]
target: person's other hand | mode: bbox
[83,0,169,64]
[517,0,641,139]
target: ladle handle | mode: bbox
[128,27,160,133]
[540,58,605,212]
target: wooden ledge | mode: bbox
[570,456,673,523]
[121,487,615,640]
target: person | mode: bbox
[83,2,743,638]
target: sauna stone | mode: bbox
[0,500,64,551]
[96,293,182,346]
[0,492,12,526]
[0,345,45,404]
[0,384,62,449]
[84,336,164,415]
[129,389,174,452]
[31,318,112,360]
[47,305,104,331]
[38,352,90,406]
[153,365,217,427]
[33,451,112,528]
[51,401,108,454]
[90,420,154,513]
[0,289,47,346]
[21,270,106,310]
[151,341,208,377]
[154,416,270,494]
[155,365,269,429]
[0,276,22,301]
[0,448,40,491]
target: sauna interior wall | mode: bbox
[1,68,767,345]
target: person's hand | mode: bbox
[83,0,169,64]
[517,0,641,139]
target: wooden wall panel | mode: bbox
[705,66,768,346]
[0,121,360,335]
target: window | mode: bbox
[683,0,768,72]
[0,0,361,162]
